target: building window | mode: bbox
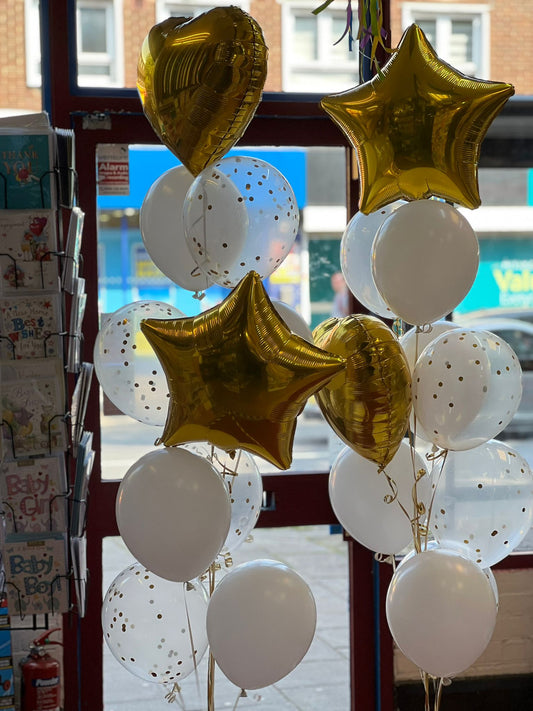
[402,3,489,78]
[282,2,359,93]
[158,0,249,23]
[77,0,124,87]
[25,0,41,88]
[25,0,124,88]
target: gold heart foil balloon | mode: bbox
[137,7,268,176]
[313,315,412,469]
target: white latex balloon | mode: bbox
[329,441,430,555]
[432,439,533,567]
[372,200,479,326]
[485,567,499,608]
[102,563,208,684]
[184,444,263,555]
[272,300,314,343]
[94,301,184,426]
[340,201,405,318]
[386,548,498,678]
[207,559,316,690]
[400,321,461,442]
[183,156,300,288]
[116,448,231,582]
[400,540,499,607]
[400,321,460,372]
[140,166,212,292]
[413,328,523,450]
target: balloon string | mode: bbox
[232,689,247,711]
[207,563,217,711]
[164,682,185,708]
[434,677,444,711]
[422,670,430,711]
[424,450,447,543]
[407,328,425,554]
[183,582,202,697]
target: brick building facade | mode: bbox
[2,0,531,115]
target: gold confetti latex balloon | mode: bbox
[137,7,268,176]
[183,156,300,288]
[313,315,411,469]
[321,24,514,214]
[102,563,209,683]
[140,271,346,470]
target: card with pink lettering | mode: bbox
[0,456,68,534]
[2,534,69,616]
[0,210,59,293]
[0,293,61,359]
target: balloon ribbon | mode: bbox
[312,0,392,69]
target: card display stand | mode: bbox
[0,111,92,711]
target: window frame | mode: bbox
[156,0,251,22]
[281,0,359,93]
[76,0,125,88]
[401,2,490,78]
[25,0,41,88]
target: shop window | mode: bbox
[282,1,359,93]
[402,2,489,77]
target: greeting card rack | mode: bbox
[0,114,93,708]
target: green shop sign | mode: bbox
[456,239,533,314]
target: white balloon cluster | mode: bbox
[139,156,300,294]
[104,443,317,693]
[336,196,533,681]
[101,157,316,699]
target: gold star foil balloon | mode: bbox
[137,7,268,176]
[140,272,346,470]
[321,24,514,213]
[313,315,411,469]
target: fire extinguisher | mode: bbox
[20,628,62,711]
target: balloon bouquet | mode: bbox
[94,8,531,711]
[98,6,334,708]
[321,22,533,711]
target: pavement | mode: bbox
[102,528,350,711]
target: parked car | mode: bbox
[454,316,533,438]
[456,308,533,324]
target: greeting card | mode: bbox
[0,456,68,534]
[0,210,59,293]
[0,131,56,210]
[70,363,93,454]
[70,431,94,537]
[0,356,65,383]
[0,293,62,359]
[70,535,87,617]
[3,534,69,615]
[62,207,84,294]
[67,277,86,373]
[0,375,67,458]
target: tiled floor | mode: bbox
[103,526,350,711]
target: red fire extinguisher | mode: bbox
[20,628,62,711]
